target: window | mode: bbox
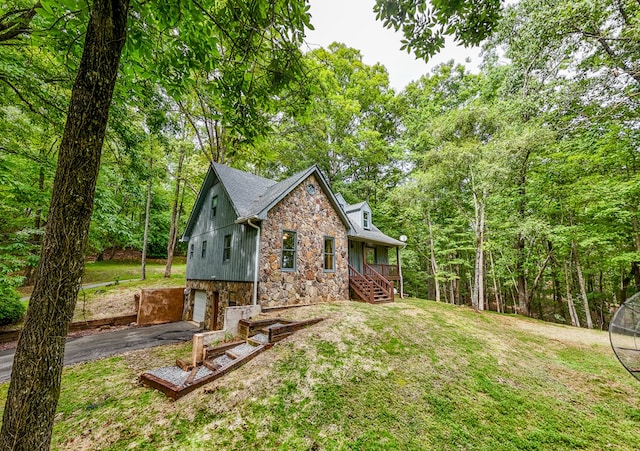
[363,211,370,229]
[223,234,232,262]
[201,240,207,258]
[229,291,237,307]
[324,237,335,272]
[210,195,218,220]
[281,230,297,271]
[189,243,194,259]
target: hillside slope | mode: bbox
[2,298,639,450]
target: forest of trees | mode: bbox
[1,0,638,331]
[0,0,638,447]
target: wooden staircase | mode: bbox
[349,264,394,304]
[140,317,324,400]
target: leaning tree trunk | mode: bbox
[0,1,129,449]
[573,242,593,329]
[141,158,152,281]
[564,261,580,327]
[427,214,440,302]
[489,250,501,313]
[164,146,186,278]
[472,189,486,311]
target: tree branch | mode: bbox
[615,0,629,25]
[0,2,39,43]
[0,73,39,114]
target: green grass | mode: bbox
[2,297,640,450]
[81,258,186,284]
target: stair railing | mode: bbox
[348,264,374,303]
[364,263,394,302]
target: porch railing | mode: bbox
[366,263,400,280]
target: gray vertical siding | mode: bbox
[348,239,363,273]
[186,181,258,282]
[347,240,389,273]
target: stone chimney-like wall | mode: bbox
[258,174,349,307]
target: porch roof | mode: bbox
[348,222,404,247]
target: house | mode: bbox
[180,162,405,330]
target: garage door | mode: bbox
[193,290,207,323]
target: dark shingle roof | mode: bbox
[212,162,276,218]
[184,163,401,247]
[338,196,404,247]
[246,167,315,219]
[344,201,366,213]
[215,163,351,229]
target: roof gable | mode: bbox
[243,165,352,230]
[213,162,276,218]
[182,163,352,241]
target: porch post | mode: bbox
[397,246,404,299]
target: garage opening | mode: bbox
[193,290,207,324]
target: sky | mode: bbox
[304,0,483,92]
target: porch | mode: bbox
[366,263,400,281]
[348,263,396,304]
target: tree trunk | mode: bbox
[453,263,460,304]
[516,234,528,315]
[515,150,531,316]
[564,261,580,327]
[489,250,501,313]
[141,158,152,281]
[573,242,593,329]
[0,1,129,448]
[472,189,485,311]
[164,146,186,278]
[448,267,455,305]
[427,214,440,302]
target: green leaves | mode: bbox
[374,0,503,61]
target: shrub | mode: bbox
[0,285,26,326]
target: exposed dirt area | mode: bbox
[3,286,140,352]
[73,287,138,322]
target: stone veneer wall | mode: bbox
[184,280,253,330]
[258,174,349,307]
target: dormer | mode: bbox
[336,194,372,231]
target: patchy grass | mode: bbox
[2,298,640,450]
[16,260,186,322]
[73,271,186,322]
[82,259,186,285]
